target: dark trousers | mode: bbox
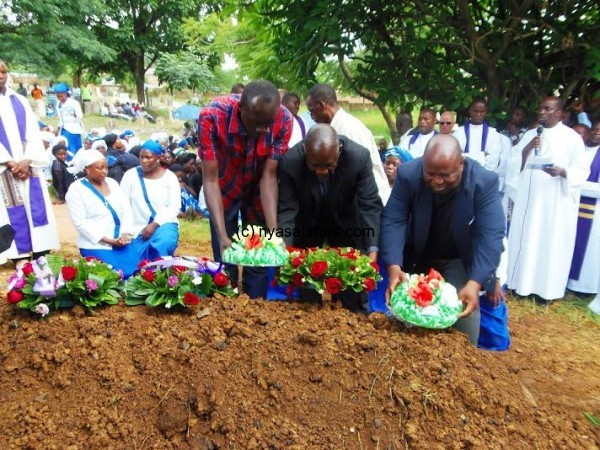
[418,258,481,345]
[209,208,267,299]
[297,287,370,314]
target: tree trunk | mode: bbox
[133,55,146,105]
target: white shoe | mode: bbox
[589,296,600,315]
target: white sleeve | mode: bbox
[109,179,134,235]
[153,171,181,225]
[581,181,600,199]
[66,183,105,244]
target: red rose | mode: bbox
[427,268,442,282]
[370,261,380,272]
[172,265,187,274]
[286,246,298,253]
[292,256,304,268]
[85,256,101,262]
[285,284,294,297]
[310,261,328,278]
[61,266,78,281]
[344,253,357,261]
[142,270,155,282]
[138,259,151,269]
[213,272,229,287]
[7,290,24,304]
[21,262,34,276]
[325,277,343,295]
[410,281,434,307]
[292,273,304,287]
[183,292,200,306]
[245,235,263,250]
[363,277,376,292]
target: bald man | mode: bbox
[278,124,383,312]
[381,134,505,344]
[439,111,456,135]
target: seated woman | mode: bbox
[120,139,181,261]
[65,150,138,277]
[168,163,202,218]
[383,147,413,188]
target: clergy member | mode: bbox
[400,108,438,159]
[506,97,589,301]
[567,120,600,294]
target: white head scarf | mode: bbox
[76,150,105,173]
[91,140,107,152]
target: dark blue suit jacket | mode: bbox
[380,158,504,292]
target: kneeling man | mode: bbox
[381,134,504,344]
[278,124,383,312]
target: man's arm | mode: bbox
[277,158,300,246]
[354,150,383,259]
[259,159,279,230]
[202,160,231,252]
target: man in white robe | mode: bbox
[0,60,60,265]
[400,108,437,159]
[506,97,589,301]
[454,98,502,171]
[305,84,390,204]
[567,120,600,293]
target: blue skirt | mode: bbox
[60,129,82,160]
[80,245,139,279]
[129,223,179,262]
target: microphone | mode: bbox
[534,126,543,156]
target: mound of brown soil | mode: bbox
[0,296,593,449]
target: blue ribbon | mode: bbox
[136,167,157,224]
[81,179,121,238]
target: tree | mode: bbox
[91,0,220,104]
[249,0,600,131]
[0,0,115,78]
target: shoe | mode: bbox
[589,296,600,315]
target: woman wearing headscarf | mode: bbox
[383,147,413,188]
[55,82,84,161]
[65,150,138,277]
[120,139,180,260]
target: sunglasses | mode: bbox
[439,122,453,125]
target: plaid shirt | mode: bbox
[198,95,293,223]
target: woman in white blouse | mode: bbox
[120,139,180,261]
[65,150,138,277]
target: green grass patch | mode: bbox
[507,294,600,328]
[351,108,390,139]
[178,218,211,247]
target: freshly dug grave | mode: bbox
[0,296,595,449]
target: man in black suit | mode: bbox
[381,134,504,344]
[278,124,383,312]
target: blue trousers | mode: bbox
[209,209,267,299]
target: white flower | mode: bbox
[267,234,283,245]
[165,302,172,309]
[233,287,239,294]
[192,277,203,285]
[439,283,460,307]
[318,289,324,294]
[35,303,50,317]
[354,267,360,272]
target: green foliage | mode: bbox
[584,412,600,427]
[155,52,217,94]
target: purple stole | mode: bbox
[296,116,306,139]
[569,147,600,280]
[408,130,438,149]
[0,94,49,254]
[464,121,489,154]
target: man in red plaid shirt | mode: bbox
[199,80,293,298]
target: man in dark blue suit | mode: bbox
[381,134,504,344]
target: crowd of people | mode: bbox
[1,58,599,346]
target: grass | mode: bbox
[178,218,211,248]
[349,108,390,140]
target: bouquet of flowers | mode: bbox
[222,225,289,267]
[6,254,124,317]
[389,269,463,329]
[276,247,381,297]
[125,256,236,309]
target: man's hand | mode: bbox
[458,280,480,318]
[8,160,32,181]
[385,264,408,305]
[219,236,232,256]
[542,165,566,178]
[140,222,159,240]
[486,280,503,308]
[368,251,377,262]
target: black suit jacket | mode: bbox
[380,157,504,292]
[278,136,383,251]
